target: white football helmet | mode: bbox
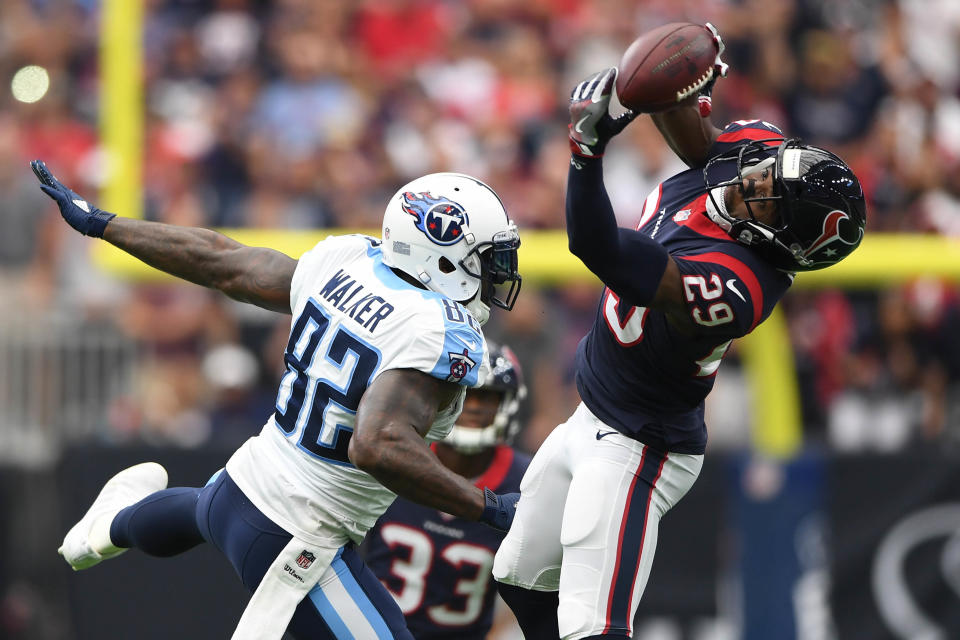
[381,173,521,324]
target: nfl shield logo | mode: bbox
[296,550,315,569]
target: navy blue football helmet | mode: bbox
[704,138,866,272]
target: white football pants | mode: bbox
[492,403,703,639]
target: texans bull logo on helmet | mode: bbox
[401,191,470,246]
[800,208,864,263]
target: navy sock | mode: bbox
[496,582,560,640]
[110,487,204,557]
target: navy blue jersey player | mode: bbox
[364,341,530,640]
[575,118,798,455]
[492,25,866,640]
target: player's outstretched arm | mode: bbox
[351,368,519,531]
[31,160,296,313]
[650,23,727,167]
[102,219,295,312]
[566,68,692,311]
[565,72,687,314]
[565,157,686,316]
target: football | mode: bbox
[616,22,718,113]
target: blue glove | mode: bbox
[31,160,115,237]
[479,488,520,533]
[568,67,638,158]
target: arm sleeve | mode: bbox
[566,157,669,305]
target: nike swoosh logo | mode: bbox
[458,336,478,350]
[574,115,590,134]
[596,430,618,440]
[726,279,746,302]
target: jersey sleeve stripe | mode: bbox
[672,194,729,240]
[682,252,764,331]
[636,183,663,231]
[715,129,783,146]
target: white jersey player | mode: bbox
[33,160,523,640]
[227,231,490,547]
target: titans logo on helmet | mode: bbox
[401,191,470,246]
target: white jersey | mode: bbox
[227,234,487,546]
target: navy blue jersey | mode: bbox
[363,445,530,640]
[575,120,794,454]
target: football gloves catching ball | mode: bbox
[569,22,730,158]
[31,160,115,237]
[568,67,638,159]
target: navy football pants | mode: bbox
[110,470,411,639]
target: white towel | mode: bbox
[231,537,336,640]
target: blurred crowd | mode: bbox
[1,0,960,457]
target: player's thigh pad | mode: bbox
[555,423,703,639]
[493,409,586,590]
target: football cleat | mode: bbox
[58,462,168,571]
